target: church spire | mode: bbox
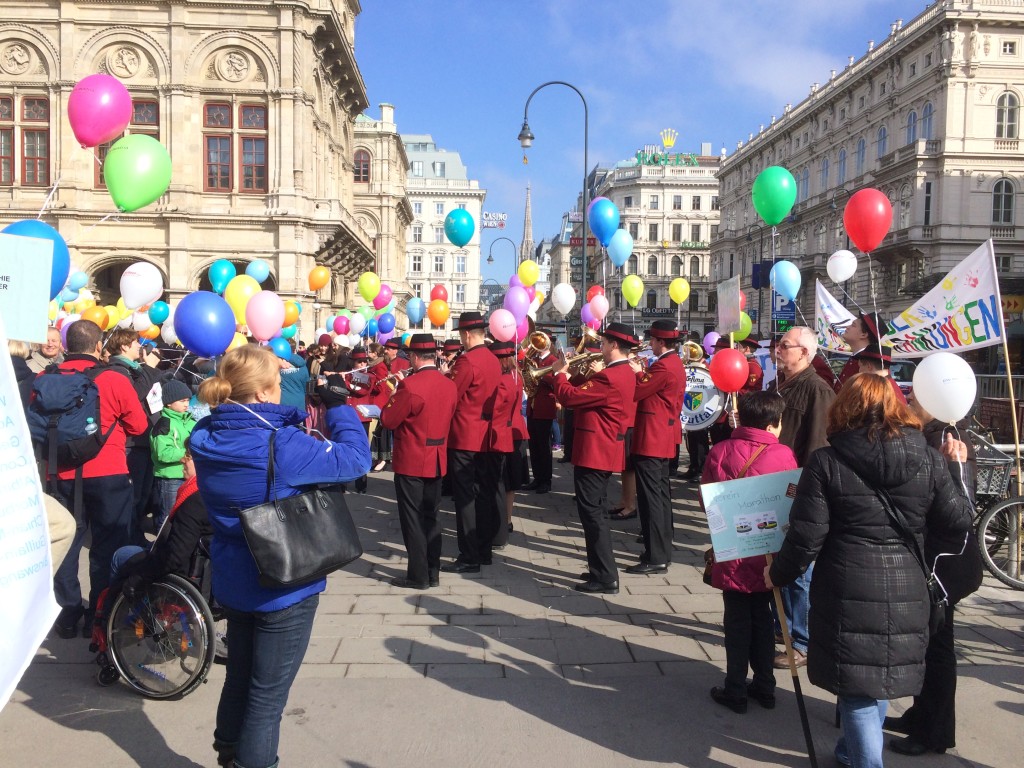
[519,182,534,263]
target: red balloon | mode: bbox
[430,284,448,302]
[843,188,893,253]
[738,292,747,311]
[709,349,749,393]
[586,285,605,303]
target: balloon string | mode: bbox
[865,250,887,372]
[67,213,119,246]
[795,302,840,386]
[37,170,62,219]
[834,281,865,313]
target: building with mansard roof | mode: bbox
[713,0,1024,368]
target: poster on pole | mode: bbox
[881,240,1004,358]
[815,279,856,353]
[717,275,741,334]
[0,233,54,345]
[700,469,802,562]
[0,311,60,711]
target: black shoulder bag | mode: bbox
[239,429,363,588]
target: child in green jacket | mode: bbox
[150,380,196,532]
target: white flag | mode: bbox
[815,280,856,353]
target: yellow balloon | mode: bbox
[227,332,248,351]
[518,259,540,287]
[622,274,644,308]
[116,297,132,320]
[223,275,262,324]
[48,300,59,321]
[104,305,119,328]
[669,277,691,305]
[536,291,545,306]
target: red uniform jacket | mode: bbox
[390,356,411,374]
[345,368,375,423]
[448,344,502,452]
[550,358,637,472]
[381,366,457,477]
[631,351,685,459]
[742,358,764,393]
[489,371,524,453]
[526,351,558,420]
[48,356,149,479]
[834,356,859,393]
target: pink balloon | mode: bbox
[67,74,132,148]
[580,303,595,325]
[333,315,350,335]
[585,318,601,330]
[515,315,530,340]
[509,275,524,288]
[525,285,536,302]
[589,294,609,321]
[503,286,531,323]
[373,284,393,310]
[489,308,517,342]
[245,290,285,342]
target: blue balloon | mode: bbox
[365,318,379,337]
[769,260,802,302]
[68,271,89,291]
[2,219,71,300]
[377,312,396,334]
[245,259,270,283]
[280,324,297,339]
[587,197,621,247]
[208,259,236,294]
[607,228,633,268]
[406,297,425,324]
[148,300,170,325]
[269,337,292,359]
[292,301,302,314]
[61,287,80,303]
[444,209,475,248]
[175,291,236,358]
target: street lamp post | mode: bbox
[747,224,766,337]
[486,236,519,269]
[518,81,589,334]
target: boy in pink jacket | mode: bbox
[702,391,797,714]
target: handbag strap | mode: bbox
[264,429,279,504]
[737,444,769,479]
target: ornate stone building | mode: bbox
[0,0,375,341]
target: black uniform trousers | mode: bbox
[573,465,617,585]
[722,590,776,699]
[449,449,505,564]
[527,417,553,485]
[394,474,443,585]
[634,455,673,566]
[900,602,957,750]
[685,428,710,474]
[562,408,575,458]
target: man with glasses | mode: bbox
[772,326,836,669]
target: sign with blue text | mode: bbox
[700,469,802,562]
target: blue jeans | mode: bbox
[109,545,145,581]
[214,593,320,768]
[780,561,813,653]
[835,696,887,768]
[551,418,562,446]
[154,477,183,533]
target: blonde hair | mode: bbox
[8,339,31,359]
[198,345,280,406]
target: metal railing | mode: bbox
[977,375,1024,401]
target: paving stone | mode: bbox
[333,637,413,664]
[344,664,426,679]
[626,635,706,662]
[409,640,486,664]
[553,637,634,665]
[352,594,421,614]
[425,663,505,679]
[562,662,664,680]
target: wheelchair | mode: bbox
[92,537,225,699]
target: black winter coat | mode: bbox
[769,427,973,699]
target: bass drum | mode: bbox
[682,364,725,432]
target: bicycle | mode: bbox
[969,430,1024,590]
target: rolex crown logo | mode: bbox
[660,129,678,150]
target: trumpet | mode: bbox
[522,351,604,396]
[572,326,601,356]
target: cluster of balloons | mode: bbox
[69,74,171,212]
[311,270,403,347]
[578,285,608,330]
[825,188,895,285]
[489,260,545,342]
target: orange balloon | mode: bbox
[427,299,450,327]
[309,266,330,292]
[140,324,161,340]
[81,305,109,330]
[283,301,300,327]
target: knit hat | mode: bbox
[162,379,192,406]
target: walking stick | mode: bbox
[766,553,818,768]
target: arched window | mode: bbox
[689,255,700,278]
[855,138,866,175]
[899,185,912,229]
[646,289,658,309]
[671,256,682,276]
[906,111,918,144]
[647,256,658,275]
[688,292,698,312]
[708,292,718,313]
[837,148,847,185]
[997,92,1019,139]
[800,167,810,202]
[820,157,830,191]
[877,125,888,158]
[993,179,1015,224]
[627,255,638,275]
[612,289,622,310]
[353,149,370,182]
[921,103,934,139]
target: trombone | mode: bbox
[523,350,604,396]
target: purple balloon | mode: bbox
[377,330,394,344]
[703,331,721,356]
[580,303,594,325]
[503,285,530,323]
[509,274,524,289]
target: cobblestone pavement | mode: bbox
[4,456,1022,767]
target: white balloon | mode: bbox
[161,323,178,345]
[116,315,134,329]
[349,314,367,335]
[827,250,858,283]
[912,352,977,423]
[120,261,164,310]
[551,282,577,316]
[348,332,362,347]
[131,311,152,332]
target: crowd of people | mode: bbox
[9,309,983,768]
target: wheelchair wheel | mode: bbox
[106,574,216,699]
[978,496,1024,590]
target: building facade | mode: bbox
[713,0,1024,367]
[402,132,485,336]
[0,0,377,342]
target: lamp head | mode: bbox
[518,121,534,149]
[486,254,494,264]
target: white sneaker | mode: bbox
[373,459,387,472]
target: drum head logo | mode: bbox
[682,366,725,430]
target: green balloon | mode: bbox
[621,274,644,308]
[103,134,172,213]
[736,311,753,341]
[358,305,375,320]
[751,166,797,226]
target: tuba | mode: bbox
[682,341,706,366]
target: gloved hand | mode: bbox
[122,573,144,601]
[317,375,351,408]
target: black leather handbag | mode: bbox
[239,429,363,588]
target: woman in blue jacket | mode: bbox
[191,345,370,768]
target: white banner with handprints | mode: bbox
[815,279,856,353]
[881,240,1004,359]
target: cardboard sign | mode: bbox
[700,469,802,562]
[717,275,742,334]
[0,233,54,344]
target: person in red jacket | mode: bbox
[488,341,528,541]
[48,320,149,639]
[442,312,503,573]
[548,322,639,594]
[524,341,557,494]
[380,334,458,589]
[834,311,885,393]
[341,347,374,492]
[703,390,798,713]
[852,343,907,404]
[626,320,686,575]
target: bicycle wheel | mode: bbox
[106,574,216,699]
[977,497,1024,590]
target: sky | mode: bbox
[355,0,928,283]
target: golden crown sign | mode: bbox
[660,129,678,150]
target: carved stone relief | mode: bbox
[0,42,32,75]
[216,49,250,82]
